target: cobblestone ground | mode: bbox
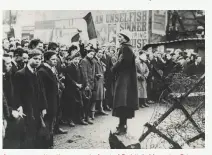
[54,105,155,149]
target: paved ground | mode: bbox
[54,105,155,149]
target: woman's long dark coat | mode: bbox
[3,73,25,149]
[62,61,83,119]
[111,42,139,110]
[37,64,59,117]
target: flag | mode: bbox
[83,12,97,40]
[71,29,82,42]
[7,27,15,38]
[71,33,80,42]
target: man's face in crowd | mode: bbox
[24,42,29,49]
[154,52,159,58]
[3,57,12,73]
[56,47,59,53]
[60,47,68,57]
[3,39,10,50]
[37,42,44,49]
[14,54,22,63]
[172,54,178,62]
[9,37,15,44]
[109,50,116,57]
[178,58,185,66]
[148,53,154,61]
[110,46,116,52]
[72,57,80,65]
[29,55,42,68]
[8,51,14,59]
[70,49,78,58]
[186,57,190,63]
[67,58,72,66]
[166,54,171,60]
[22,53,29,63]
[196,57,202,64]
[97,50,103,59]
[47,54,58,67]
[147,47,153,54]
[87,51,95,59]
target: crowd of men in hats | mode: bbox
[2,29,205,148]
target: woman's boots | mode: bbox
[115,118,127,135]
[115,125,127,135]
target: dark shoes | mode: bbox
[85,118,93,124]
[99,110,109,115]
[90,112,95,120]
[148,100,155,104]
[104,106,112,111]
[140,104,146,108]
[143,103,150,107]
[59,120,68,125]
[54,128,68,134]
[140,103,150,108]
[114,125,127,135]
[79,119,88,125]
[68,120,75,127]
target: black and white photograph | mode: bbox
[2,10,205,150]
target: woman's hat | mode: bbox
[119,30,132,41]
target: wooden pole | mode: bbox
[9,10,12,29]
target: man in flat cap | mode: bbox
[10,48,25,81]
[13,49,48,148]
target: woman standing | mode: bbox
[111,30,139,135]
[136,53,150,108]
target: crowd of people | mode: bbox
[2,30,205,149]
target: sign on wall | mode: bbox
[94,11,149,50]
[152,10,167,36]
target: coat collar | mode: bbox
[43,62,51,68]
[86,56,94,65]
[12,59,17,66]
[39,64,58,82]
[94,56,102,65]
[27,64,36,74]
[121,41,132,47]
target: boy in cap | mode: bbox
[13,49,48,148]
